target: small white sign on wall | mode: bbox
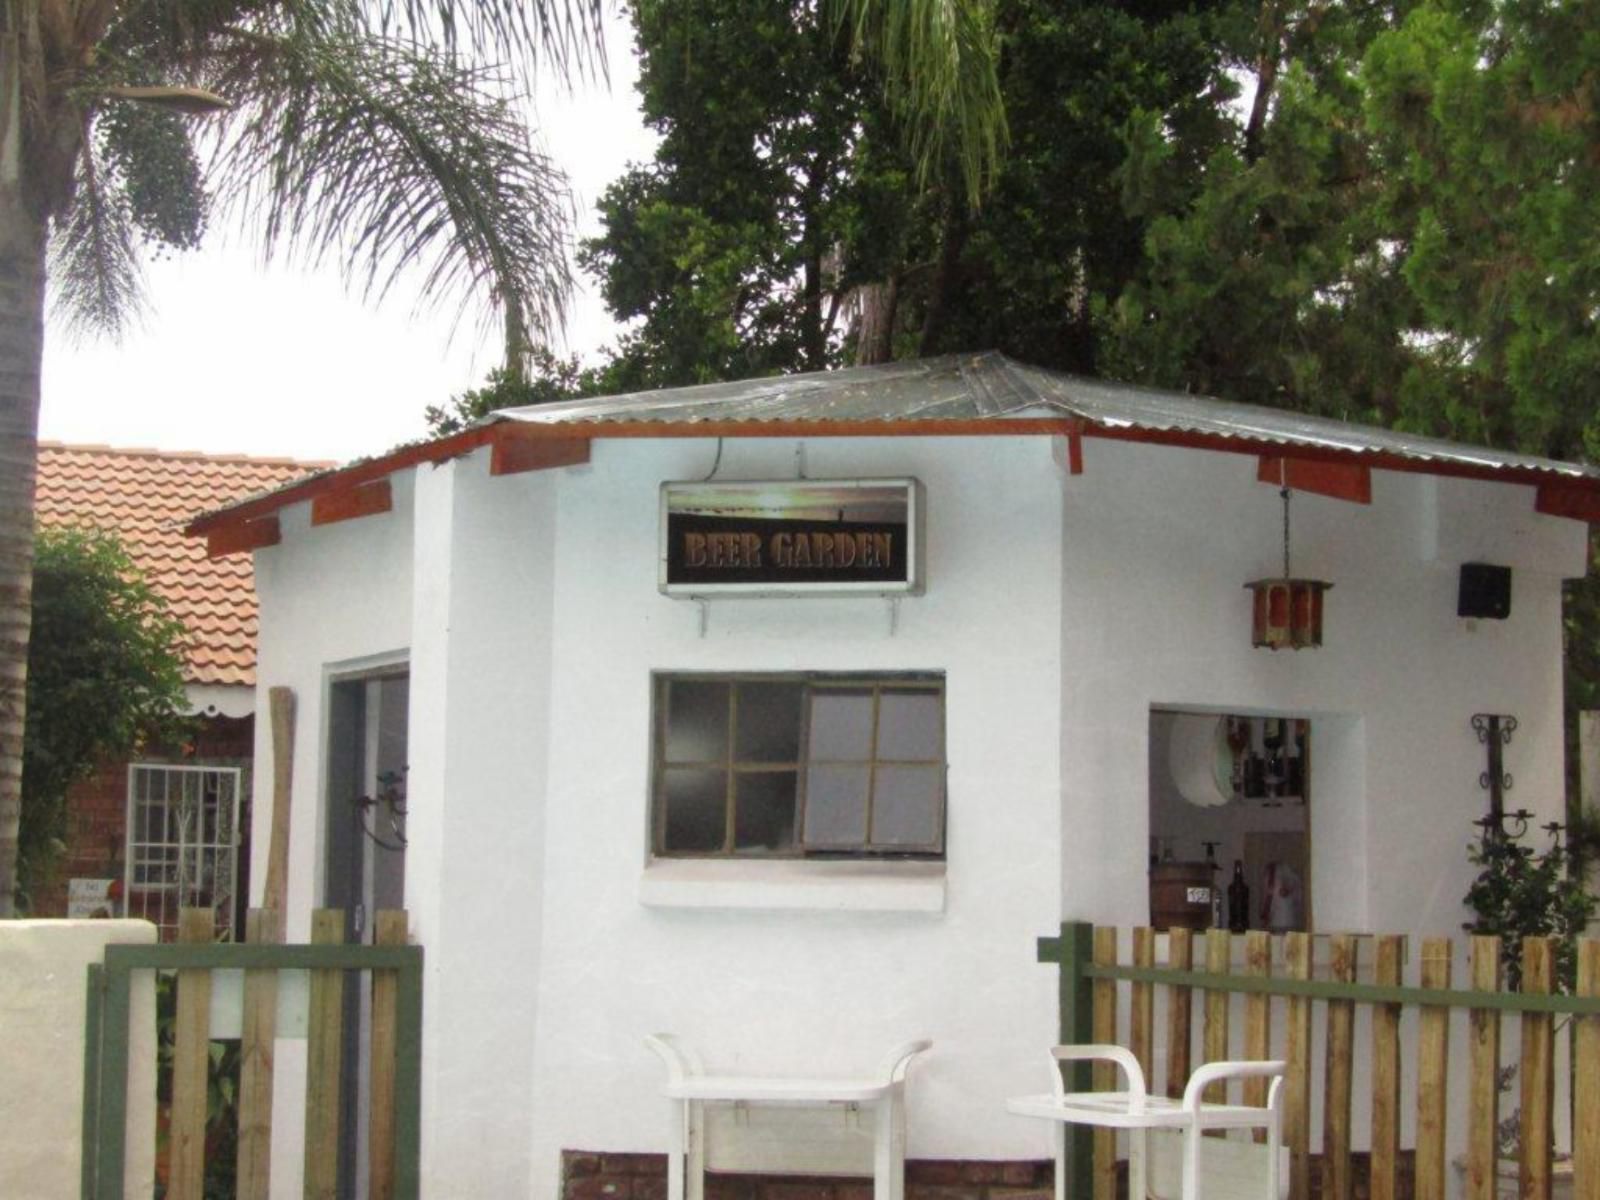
[67,878,116,919]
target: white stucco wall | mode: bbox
[525,434,1065,1188]
[0,920,157,1200]
[250,471,417,1196]
[248,425,1588,1198]
[1056,439,1580,939]
[407,457,561,1197]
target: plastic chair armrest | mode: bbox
[1180,1059,1286,1113]
[646,1033,704,1087]
[1050,1044,1148,1108]
[878,1039,933,1085]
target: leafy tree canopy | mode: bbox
[19,528,189,908]
[575,0,1243,393]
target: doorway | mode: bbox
[1148,709,1311,933]
[325,670,409,1198]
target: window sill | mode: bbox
[639,858,946,913]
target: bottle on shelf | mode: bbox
[1203,841,1222,928]
[1228,860,1251,933]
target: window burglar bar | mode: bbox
[124,764,242,940]
[653,673,946,858]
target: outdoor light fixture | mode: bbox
[1246,475,1331,650]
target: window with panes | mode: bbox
[651,674,945,857]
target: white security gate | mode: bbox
[124,763,242,939]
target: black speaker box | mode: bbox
[1458,562,1512,619]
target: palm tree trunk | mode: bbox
[0,43,45,917]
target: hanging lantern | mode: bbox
[1246,577,1330,648]
[1246,478,1331,650]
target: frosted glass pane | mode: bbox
[735,684,803,762]
[735,772,797,851]
[665,681,729,763]
[802,765,869,845]
[808,690,873,760]
[871,766,942,847]
[662,769,726,851]
[876,690,941,760]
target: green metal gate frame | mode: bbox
[81,940,424,1200]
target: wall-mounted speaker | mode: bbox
[1458,562,1512,620]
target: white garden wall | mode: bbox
[0,920,157,1199]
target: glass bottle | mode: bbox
[1228,861,1251,933]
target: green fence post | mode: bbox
[1038,921,1095,1200]
[81,963,105,1200]
[394,947,425,1200]
[94,960,132,1200]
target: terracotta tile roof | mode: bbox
[35,443,328,688]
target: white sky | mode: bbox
[39,8,656,464]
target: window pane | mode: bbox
[876,689,942,760]
[734,683,802,763]
[664,681,729,763]
[807,690,873,760]
[801,765,870,846]
[662,768,727,852]
[871,766,943,847]
[734,772,797,852]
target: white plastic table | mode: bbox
[1007,1045,1285,1200]
[647,1035,931,1200]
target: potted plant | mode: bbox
[1456,817,1595,1197]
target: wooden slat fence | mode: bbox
[1040,921,1600,1200]
[81,906,421,1200]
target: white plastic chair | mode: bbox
[1008,1044,1286,1200]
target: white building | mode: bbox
[188,353,1599,1197]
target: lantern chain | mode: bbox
[1281,485,1292,579]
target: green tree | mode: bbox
[424,348,603,435]
[1101,2,1420,420]
[19,527,187,908]
[0,0,1005,913]
[581,0,1239,389]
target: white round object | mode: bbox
[1168,714,1232,807]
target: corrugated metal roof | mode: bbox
[186,351,1600,540]
[499,351,1600,483]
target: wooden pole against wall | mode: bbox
[262,686,295,920]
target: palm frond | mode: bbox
[103,0,605,90]
[47,128,148,340]
[209,20,574,355]
[828,0,1007,208]
[385,0,607,81]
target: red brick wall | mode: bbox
[560,1154,1053,1200]
[29,712,255,920]
[560,1150,1415,1200]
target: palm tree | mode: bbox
[0,0,1004,914]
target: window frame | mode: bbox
[650,672,947,860]
[124,762,243,941]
